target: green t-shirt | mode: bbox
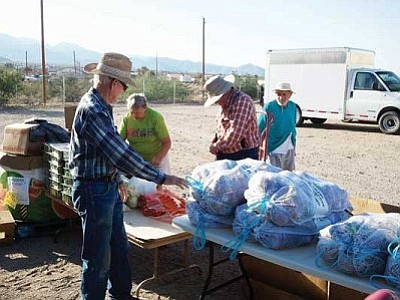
[119,107,169,162]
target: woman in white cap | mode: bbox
[203,75,260,160]
[69,52,186,300]
[258,82,297,171]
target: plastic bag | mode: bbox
[232,203,350,250]
[139,188,186,223]
[383,240,400,288]
[317,213,400,276]
[245,170,352,226]
[190,159,237,183]
[196,166,250,216]
[121,175,157,209]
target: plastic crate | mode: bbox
[48,171,64,183]
[63,176,73,186]
[45,154,65,167]
[49,187,62,199]
[49,179,63,192]
[44,142,69,160]
[48,161,64,174]
[61,192,73,206]
[62,184,72,196]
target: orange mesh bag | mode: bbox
[139,188,186,223]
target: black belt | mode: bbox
[74,174,117,183]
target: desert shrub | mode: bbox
[235,73,260,99]
[0,69,23,104]
[130,72,189,102]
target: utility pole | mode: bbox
[202,17,206,102]
[73,50,76,76]
[155,51,158,77]
[40,0,47,106]
[25,51,28,76]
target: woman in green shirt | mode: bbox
[119,94,171,173]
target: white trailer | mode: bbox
[264,47,400,134]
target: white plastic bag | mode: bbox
[121,175,157,208]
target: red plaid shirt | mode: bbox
[214,90,260,154]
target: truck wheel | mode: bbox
[378,111,400,134]
[296,106,304,126]
[310,118,327,125]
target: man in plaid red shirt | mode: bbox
[203,75,260,160]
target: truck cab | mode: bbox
[346,69,400,134]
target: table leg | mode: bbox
[134,240,201,298]
[199,242,253,300]
[238,253,254,300]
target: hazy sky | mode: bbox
[1,0,400,73]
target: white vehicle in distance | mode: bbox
[264,47,400,134]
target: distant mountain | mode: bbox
[0,33,264,76]
[0,56,12,63]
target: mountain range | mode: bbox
[0,33,264,76]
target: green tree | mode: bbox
[235,73,259,99]
[0,69,23,103]
[131,72,189,102]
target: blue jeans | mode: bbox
[216,147,259,161]
[72,180,132,300]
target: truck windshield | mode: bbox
[376,71,400,92]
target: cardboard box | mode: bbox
[64,105,77,131]
[329,283,368,300]
[241,255,327,300]
[242,278,306,300]
[349,196,400,214]
[0,152,57,223]
[0,152,44,170]
[0,210,15,244]
[1,123,44,156]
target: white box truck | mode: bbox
[264,47,400,134]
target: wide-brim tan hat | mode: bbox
[203,75,235,107]
[273,82,295,93]
[83,52,134,86]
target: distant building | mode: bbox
[179,74,194,83]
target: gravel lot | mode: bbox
[0,102,399,300]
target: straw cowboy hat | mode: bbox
[273,82,295,93]
[203,75,235,107]
[83,52,134,86]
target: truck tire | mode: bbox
[378,111,400,134]
[296,106,304,127]
[310,118,327,125]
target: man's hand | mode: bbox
[209,143,219,155]
[159,175,187,189]
[118,183,128,202]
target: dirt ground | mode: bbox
[0,102,399,300]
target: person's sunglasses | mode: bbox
[116,79,128,92]
[111,77,127,92]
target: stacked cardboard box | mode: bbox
[1,123,45,156]
[0,210,15,244]
[44,143,72,206]
[0,126,58,223]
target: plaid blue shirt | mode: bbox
[68,87,166,184]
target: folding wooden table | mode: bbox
[124,209,201,297]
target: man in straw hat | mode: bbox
[258,82,297,171]
[203,75,260,160]
[69,52,187,300]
